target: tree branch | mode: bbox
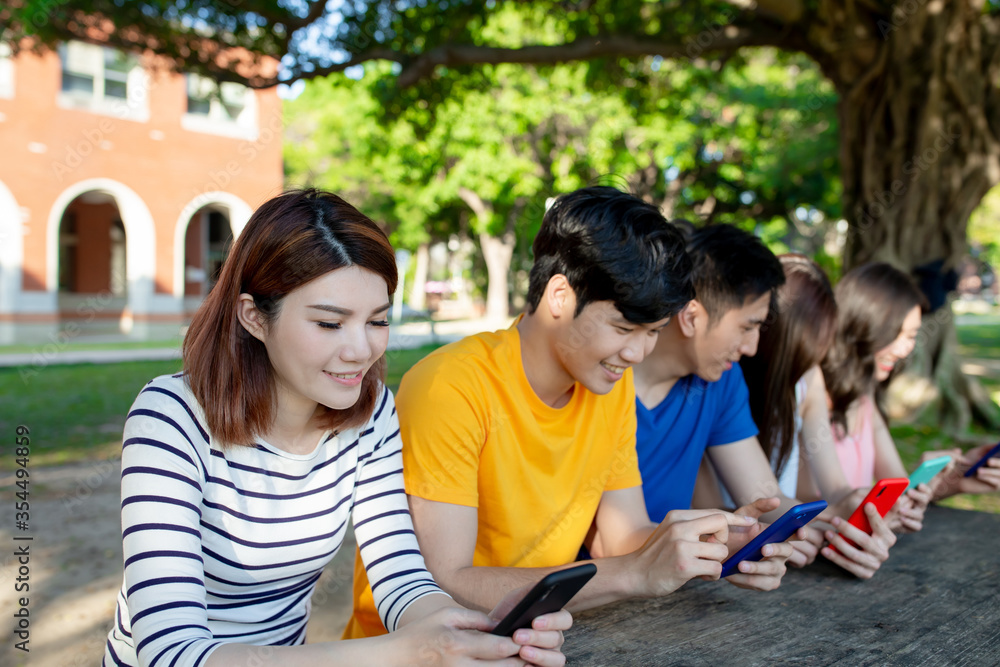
[285,0,329,31]
[457,187,492,221]
[396,24,793,87]
[726,0,805,24]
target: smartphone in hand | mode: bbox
[719,501,827,578]
[907,455,952,491]
[963,441,1000,478]
[832,477,908,552]
[490,563,597,636]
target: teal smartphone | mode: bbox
[907,455,952,491]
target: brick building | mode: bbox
[0,40,283,343]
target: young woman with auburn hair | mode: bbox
[103,189,569,667]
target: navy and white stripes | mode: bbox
[104,374,443,667]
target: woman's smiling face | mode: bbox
[873,305,922,382]
[248,265,391,415]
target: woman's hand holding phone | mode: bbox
[787,524,824,568]
[487,593,570,667]
[486,568,585,666]
[923,445,1000,500]
[891,484,932,533]
[820,504,897,579]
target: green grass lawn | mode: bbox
[0,344,443,470]
[1,359,184,469]
[0,336,184,355]
[957,323,1000,361]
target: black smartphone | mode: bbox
[489,563,597,636]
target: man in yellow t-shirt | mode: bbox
[345,187,794,639]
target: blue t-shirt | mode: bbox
[636,365,758,522]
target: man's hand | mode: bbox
[629,509,756,596]
[928,445,1000,499]
[723,497,793,590]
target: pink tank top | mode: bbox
[833,395,875,488]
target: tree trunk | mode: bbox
[458,187,515,321]
[479,231,515,322]
[887,297,1000,432]
[409,243,429,312]
[830,3,1000,272]
[811,1,1000,430]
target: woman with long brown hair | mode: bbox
[817,262,932,525]
[819,261,1000,510]
[739,255,900,579]
[741,255,839,496]
[103,190,569,667]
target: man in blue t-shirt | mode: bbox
[631,225,823,570]
[635,362,758,521]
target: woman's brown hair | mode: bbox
[741,254,837,476]
[821,262,927,432]
[182,189,398,447]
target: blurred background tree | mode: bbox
[5,0,999,429]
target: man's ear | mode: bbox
[236,293,266,342]
[675,299,703,338]
[544,274,576,320]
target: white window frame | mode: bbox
[181,73,258,140]
[57,41,149,122]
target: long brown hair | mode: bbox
[182,189,398,447]
[741,255,837,476]
[822,262,927,432]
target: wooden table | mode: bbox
[564,505,1000,666]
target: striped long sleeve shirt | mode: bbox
[104,373,443,667]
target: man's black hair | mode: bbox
[686,224,785,323]
[525,186,693,323]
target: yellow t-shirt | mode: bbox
[343,323,641,638]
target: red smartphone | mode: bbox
[833,477,908,551]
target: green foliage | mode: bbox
[957,324,1000,361]
[968,186,1000,268]
[3,0,754,86]
[3,0,288,85]
[285,27,843,308]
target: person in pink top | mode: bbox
[822,264,1000,504]
[830,393,876,489]
[817,263,934,536]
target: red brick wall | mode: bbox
[0,48,283,296]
